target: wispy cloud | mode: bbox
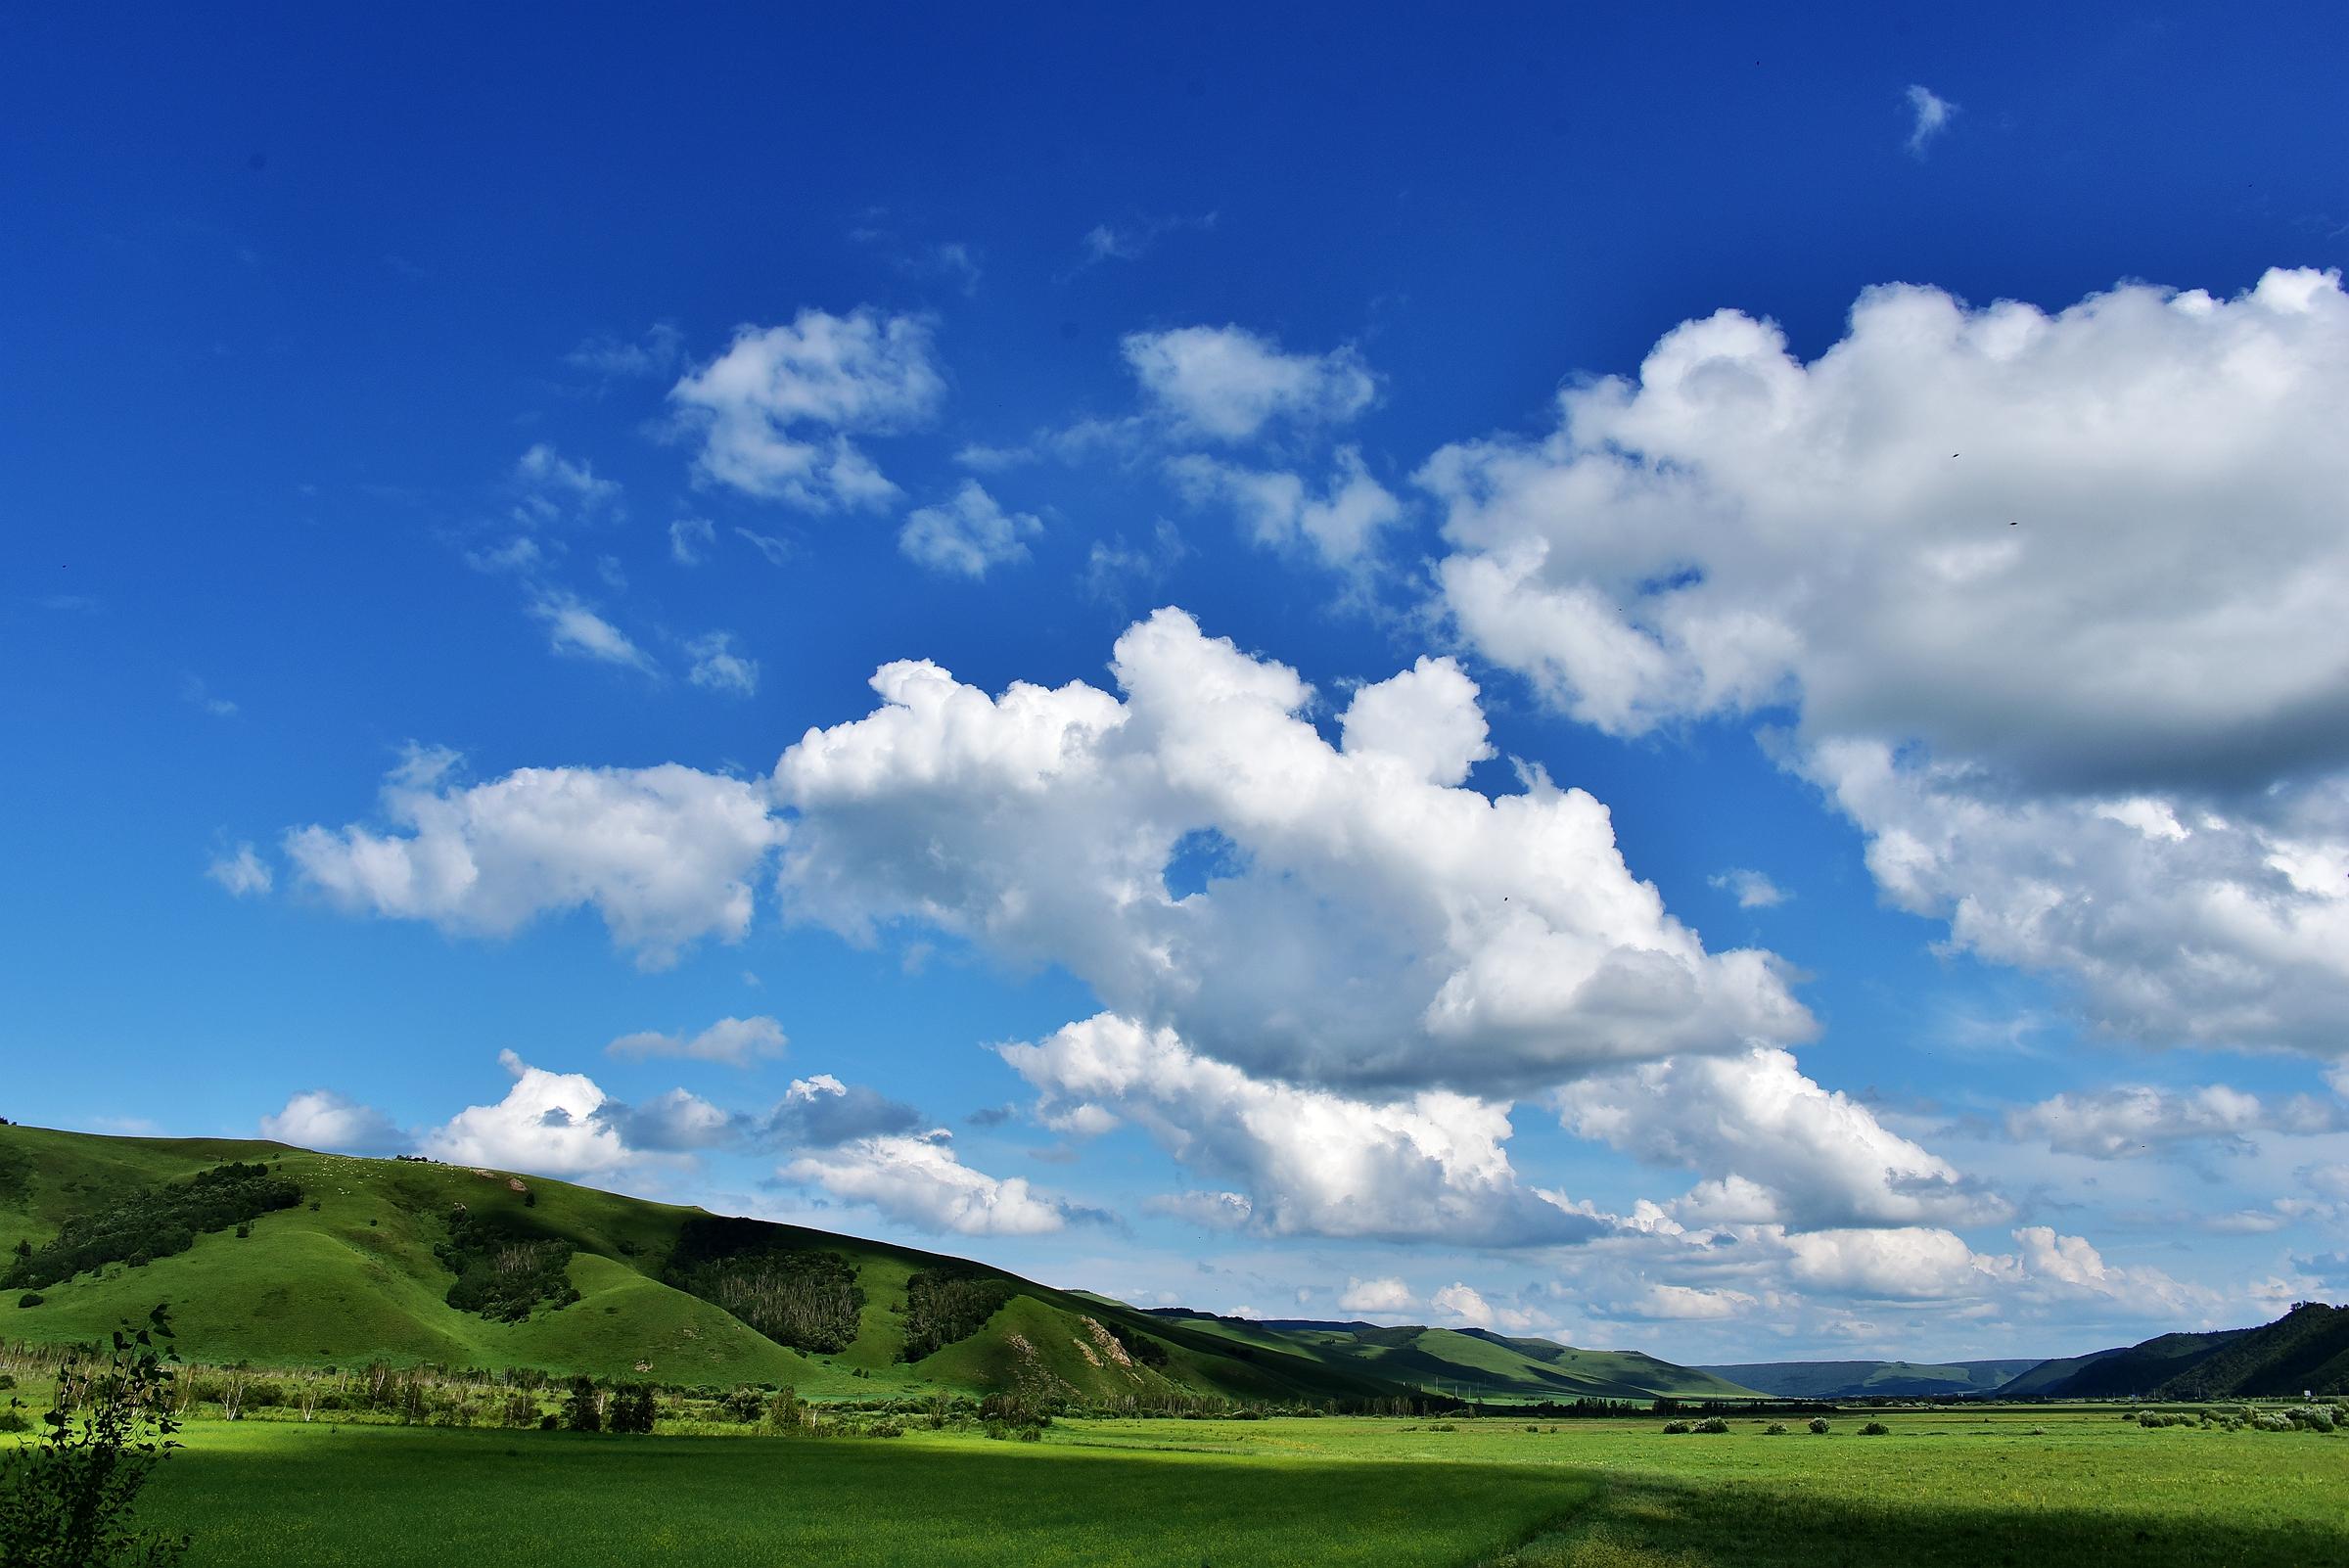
[1906,84,1958,157]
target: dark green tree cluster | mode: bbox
[0,1305,187,1568]
[606,1386,656,1434]
[552,1377,654,1435]
[434,1209,579,1322]
[664,1227,863,1354]
[898,1269,1014,1361]
[1,1164,301,1291]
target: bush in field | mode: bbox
[1765,1422,1788,1435]
[762,1386,806,1434]
[560,1377,601,1434]
[1661,1420,1691,1434]
[0,1305,188,1568]
[501,1393,537,1428]
[1860,1421,1890,1436]
[606,1386,656,1435]
[16,1294,39,1310]
[1694,1417,1729,1434]
[1808,1417,1830,1434]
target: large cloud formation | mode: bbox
[1422,268,2349,1055]
[999,1012,1602,1244]
[774,608,1809,1096]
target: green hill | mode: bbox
[2151,1303,2349,1399]
[1991,1307,2349,1402]
[1694,1359,2043,1400]
[0,1123,1753,1407]
[0,1123,1386,1403]
[1142,1313,1761,1402]
[1998,1329,2246,1400]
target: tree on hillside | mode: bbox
[0,1304,189,1567]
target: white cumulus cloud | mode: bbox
[1123,325,1376,441]
[284,746,784,969]
[1423,268,2349,1059]
[605,1015,787,1068]
[261,1089,411,1155]
[671,308,944,510]
[897,481,1041,578]
[784,1130,1081,1236]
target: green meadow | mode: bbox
[123,1408,2349,1568]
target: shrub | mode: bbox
[0,1407,27,1434]
[606,1386,656,1435]
[559,1377,601,1434]
[1661,1420,1692,1435]
[1808,1417,1830,1434]
[1860,1420,1890,1436]
[1766,1422,1789,1435]
[16,1293,40,1309]
[1694,1417,1729,1434]
[0,1304,187,1567]
[1015,1425,1041,1443]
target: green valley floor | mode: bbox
[131,1408,2349,1568]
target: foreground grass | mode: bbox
[127,1408,2349,1568]
[137,1419,1589,1568]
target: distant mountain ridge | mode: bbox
[1144,1311,1761,1402]
[1695,1359,2043,1400]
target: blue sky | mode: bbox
[7,3,2349,1362]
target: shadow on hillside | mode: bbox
[1481,1471,2340,1568]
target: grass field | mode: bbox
[121,1407,2349,1568]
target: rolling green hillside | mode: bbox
[2151,1303,2349,1399]
[1695,1359,2043,1400]
[1143,1313,1761,1401]
[1997,1328,2245,1400]
[0,1123,1755,1406]
[2004,1305,2349,1401]
[0,1124,1392,1405]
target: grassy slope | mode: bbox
[0,1125,1395,1402]
[2154,1304,2349,1399]
[1694,1359,2044,1399]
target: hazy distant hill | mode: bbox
[1695,1359,2043,1400]
[1146,1313,1761,1401]
[0,1123,1744,1405]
